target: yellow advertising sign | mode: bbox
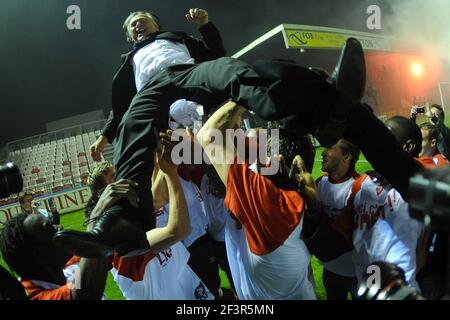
[285,28,391,51]
[232,24,393,59]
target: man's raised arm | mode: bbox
[197,100,246,185]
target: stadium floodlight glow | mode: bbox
[411,62,424,77]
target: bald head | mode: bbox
[385,116,422,157]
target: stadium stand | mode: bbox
[4,121,113,199]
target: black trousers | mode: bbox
[322,268,357,300]
[187,233,221,298]
[111,57,334,229]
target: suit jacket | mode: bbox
[101,22,226,142]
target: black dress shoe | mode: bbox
[52,208,150,258]
[329,37,366,112]
[315,37,366,147]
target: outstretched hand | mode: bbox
[90,179,139,220]
[157,130,179,174]
[185,8,209,27]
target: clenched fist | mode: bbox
[185,8,209,27]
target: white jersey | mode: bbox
[349,173,423,289]
[156,175,208,248]
[225,216,316,300]
[111,242,214,300]
[133,39,198,132]
[200,174,228,242]
[223,163,316,300]
[317,174,358,277]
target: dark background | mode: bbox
[0,0,393,147]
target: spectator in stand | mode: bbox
[19,192,60,227]
[411,104,450,159]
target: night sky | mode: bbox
[0,0,392,147]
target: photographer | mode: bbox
[19,192,60,226]
[411,104,450,159]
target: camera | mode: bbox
[0,161,23,199]
[408,166,450,232]
[416,106,426,114]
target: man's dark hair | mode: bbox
[267,122,315,172]
[386,116,422,157]
[0,214,42,280]
[18,192,33,205]
[420,122,440,142]
[265,122,315,190]
[337,139,360,169]
[430,104,445,121]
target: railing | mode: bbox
[1,120,112,203]
[6,119,106,154]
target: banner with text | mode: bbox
[0,187,92,225]
[284,27,392,51]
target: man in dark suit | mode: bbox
[54,8,225,258]
[91,8,226,163]
[55,38,377,259]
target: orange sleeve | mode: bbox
[21,280,72,300]
[436,154,450,166]
[224,162,304,255]
[418,156,436,168]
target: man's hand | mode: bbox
[410,105,420,119]
[90,135,109,162]
[158,130,180,174]
[290,155,321,217]
[185,8,209,27]
[290,155,311,188]
[423,102,434,119]
[89,179,139,221]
